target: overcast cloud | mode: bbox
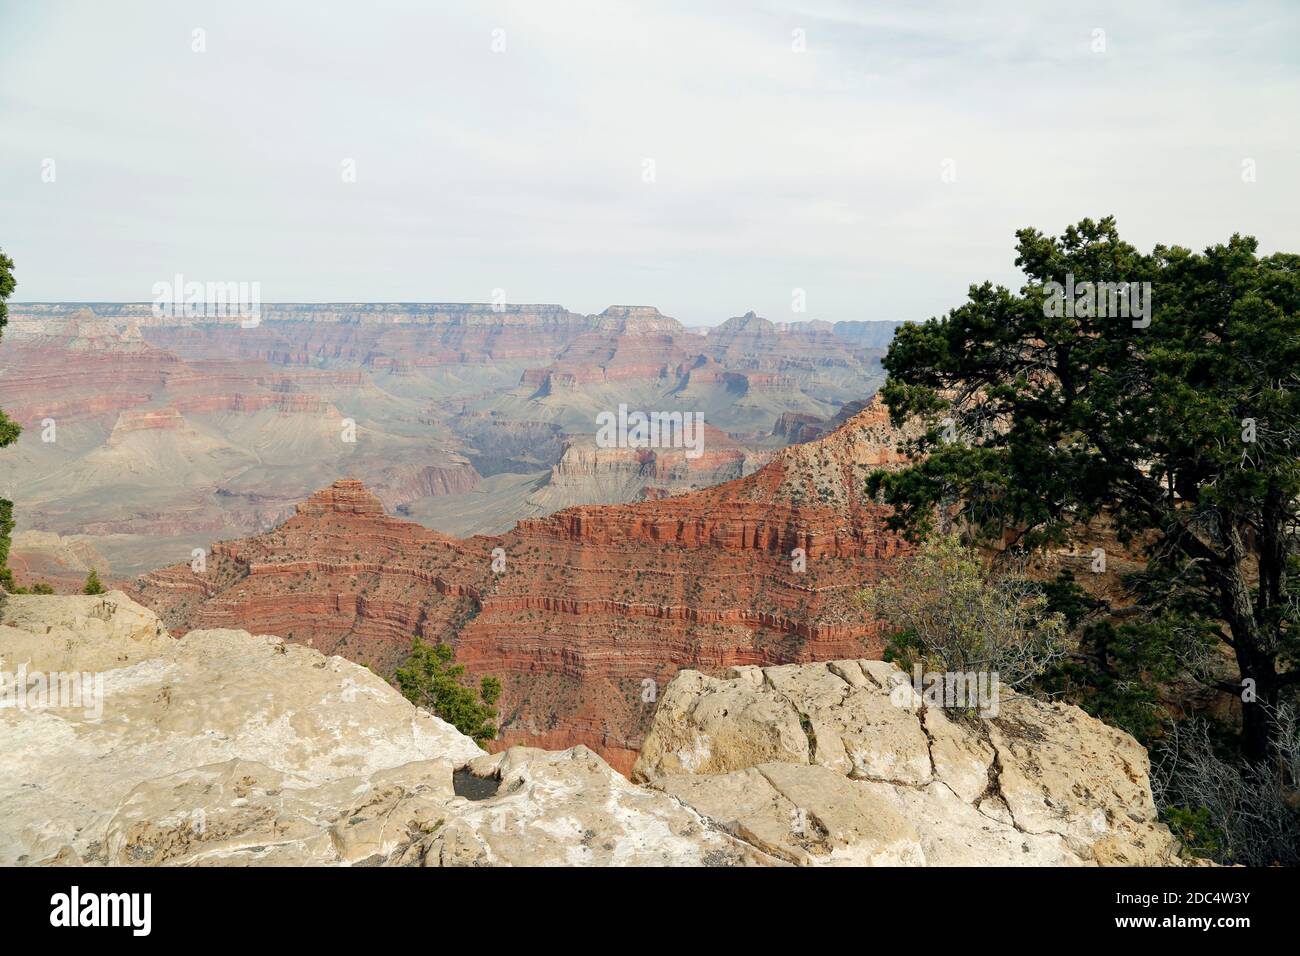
[1,0,1297,324]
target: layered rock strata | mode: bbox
[135,400,914,771]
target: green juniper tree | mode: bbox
[394,638,501,743]
[868,217,1300,767]
[0,249,20,593]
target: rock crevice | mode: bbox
[634,660,1186,867]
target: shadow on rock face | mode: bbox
[452,767,501,801]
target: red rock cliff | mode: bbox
[135,400,912,774]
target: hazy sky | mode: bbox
[2,0,1297,325]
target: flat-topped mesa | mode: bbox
[590,305,684,334]
[296,479,387,516]
[598,305,664,319]
[107,408,187,442]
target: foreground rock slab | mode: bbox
[0,593,769,866]
[634,660,1184,866]
[0,594,1182,866]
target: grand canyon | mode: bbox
[2,293,1260,877]
[0,303,910,772]
[0,304,901,581]
[5,2,1294,895]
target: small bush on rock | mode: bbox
[395,638,501,743]
[860,533,1067,692]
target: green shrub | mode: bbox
[861,533,1067,691]
[394,638,500,742]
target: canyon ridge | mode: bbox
[133,396,917,772]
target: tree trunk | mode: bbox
[1223,539,1280,766]
[1238,660,1278,765]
